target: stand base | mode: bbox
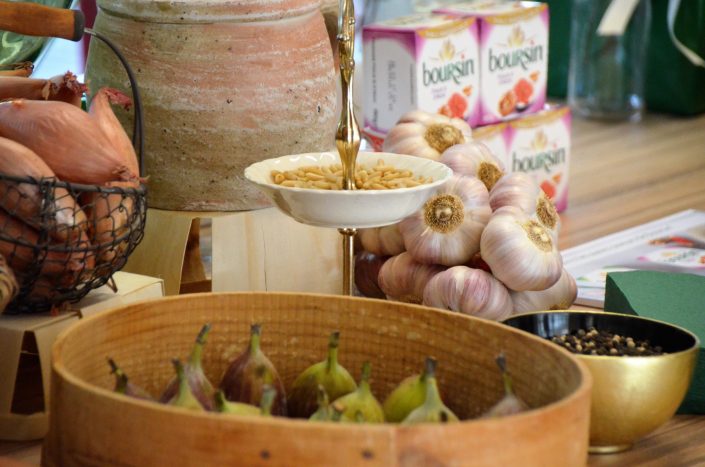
[123,207,343,296]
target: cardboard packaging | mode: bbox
[435,1,549,125]
[474,105,571,212]
[604,270,705,414]
[0,272,164,441]
[363,12,481,133]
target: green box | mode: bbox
[604,270,705,414]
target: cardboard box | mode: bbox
[474,105,571,212]
[435,1,549,125]
[0,272,164,441]
[363,12,481,133]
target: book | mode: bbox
[562,209,705,308]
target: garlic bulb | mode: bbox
[383,110,472,160]
[423,266,513,321]
[511,268,577,314]
[439,142,505,191]
[378,252,445,304]
[480,206,562,292]
[358,224,405,256]
[488,173,560,232]
[399,175,491,266]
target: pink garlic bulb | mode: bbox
[439,141,505,191]
[489,173,560,234]
[378,252,446,304]
[511,268,577,314]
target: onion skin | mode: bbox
[0,99,139,185]
[0,253,18,313]
[89,88,139,176]
[0,136,88,243]
[354,251,387,299]
[0,72,85,107]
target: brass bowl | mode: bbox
[503,310,699,454]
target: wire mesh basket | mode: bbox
[0,30,148,314]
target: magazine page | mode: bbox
[562,209,705,307]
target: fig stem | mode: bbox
[423,357,442,407]
[190,323,211,367]
[108,357,128,393]
[250,323,262,354]
[495,353,514,396]
[359,361,372,391]
[326,331,340,370]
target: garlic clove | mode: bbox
[480,206,563,292]
[383,110,472,160]
[439,142,505,191]
[399,175,491,266]
[359,224,405,257]
[489,173,560,234]
[378,252,446,304]
[510,268,577,314]
[422,266,513,321]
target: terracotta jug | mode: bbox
[86,0,337,211]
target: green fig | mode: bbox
[482,353,529,418]
[309,385,333,421]
[333,362,385,423]
[402,357,458,424]
[382,361,430,423]
[107,358,154,401]
[160,324,216,410]
[288,331,357,418]
[169,358,205,411]
[214,390,260,416]
[219,323,287,416]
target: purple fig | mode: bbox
[108,358,154,401]
[219,324,287,416]
[482,353,529,418]
[160,323,215,410]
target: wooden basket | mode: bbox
[43,293,592,466]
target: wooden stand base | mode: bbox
[123,208,343,296]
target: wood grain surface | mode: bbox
[2,113,704,465]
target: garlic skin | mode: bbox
[358,224,405,256]
[511,268,577,314]
[399,175,491,266]
[383,110,472,160]
[480,206,563,292]
[488,173,560,233]
[439,142,505,191]
[423,266,513,321]
[378,252,446,304]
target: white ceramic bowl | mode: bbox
[245,151,452,228]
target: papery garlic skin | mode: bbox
[423,266,513,321]
[378,252,446,304]
[399,175,491,266]
[439,142,505,191]
[489,173,560,233]
[480,206,562,292]
[510,268,577,314]
[383,110,472,161]
[358,224,405,257]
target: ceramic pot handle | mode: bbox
[0,1,84,42]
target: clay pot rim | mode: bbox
[96,0,322,23]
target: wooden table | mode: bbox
[2,113,705,465]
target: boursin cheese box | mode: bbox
[475,106,571,212]
[363,13,481,134]
[435,1,549,125]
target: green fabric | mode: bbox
[645,0,705,115]
[604,271,705,414]
[541,0,705,114]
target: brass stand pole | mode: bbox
[335,0,361,296]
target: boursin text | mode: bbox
[488,45,543,71]
[423,58,475,86]
[512,147,565,174]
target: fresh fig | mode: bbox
[259,385,277,416]
[160,324,216,410]
[169,358,205,411]
[309,385,333,421]
[402,357,458,424]
[107,358,154,401]
[482,353,529,418]
[333,361,385,423]
[214,390,260,416]
[288,331,357,418]
[382,361,429,423]
[219,323,287,416]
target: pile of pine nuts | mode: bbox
[270,160,433,190]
